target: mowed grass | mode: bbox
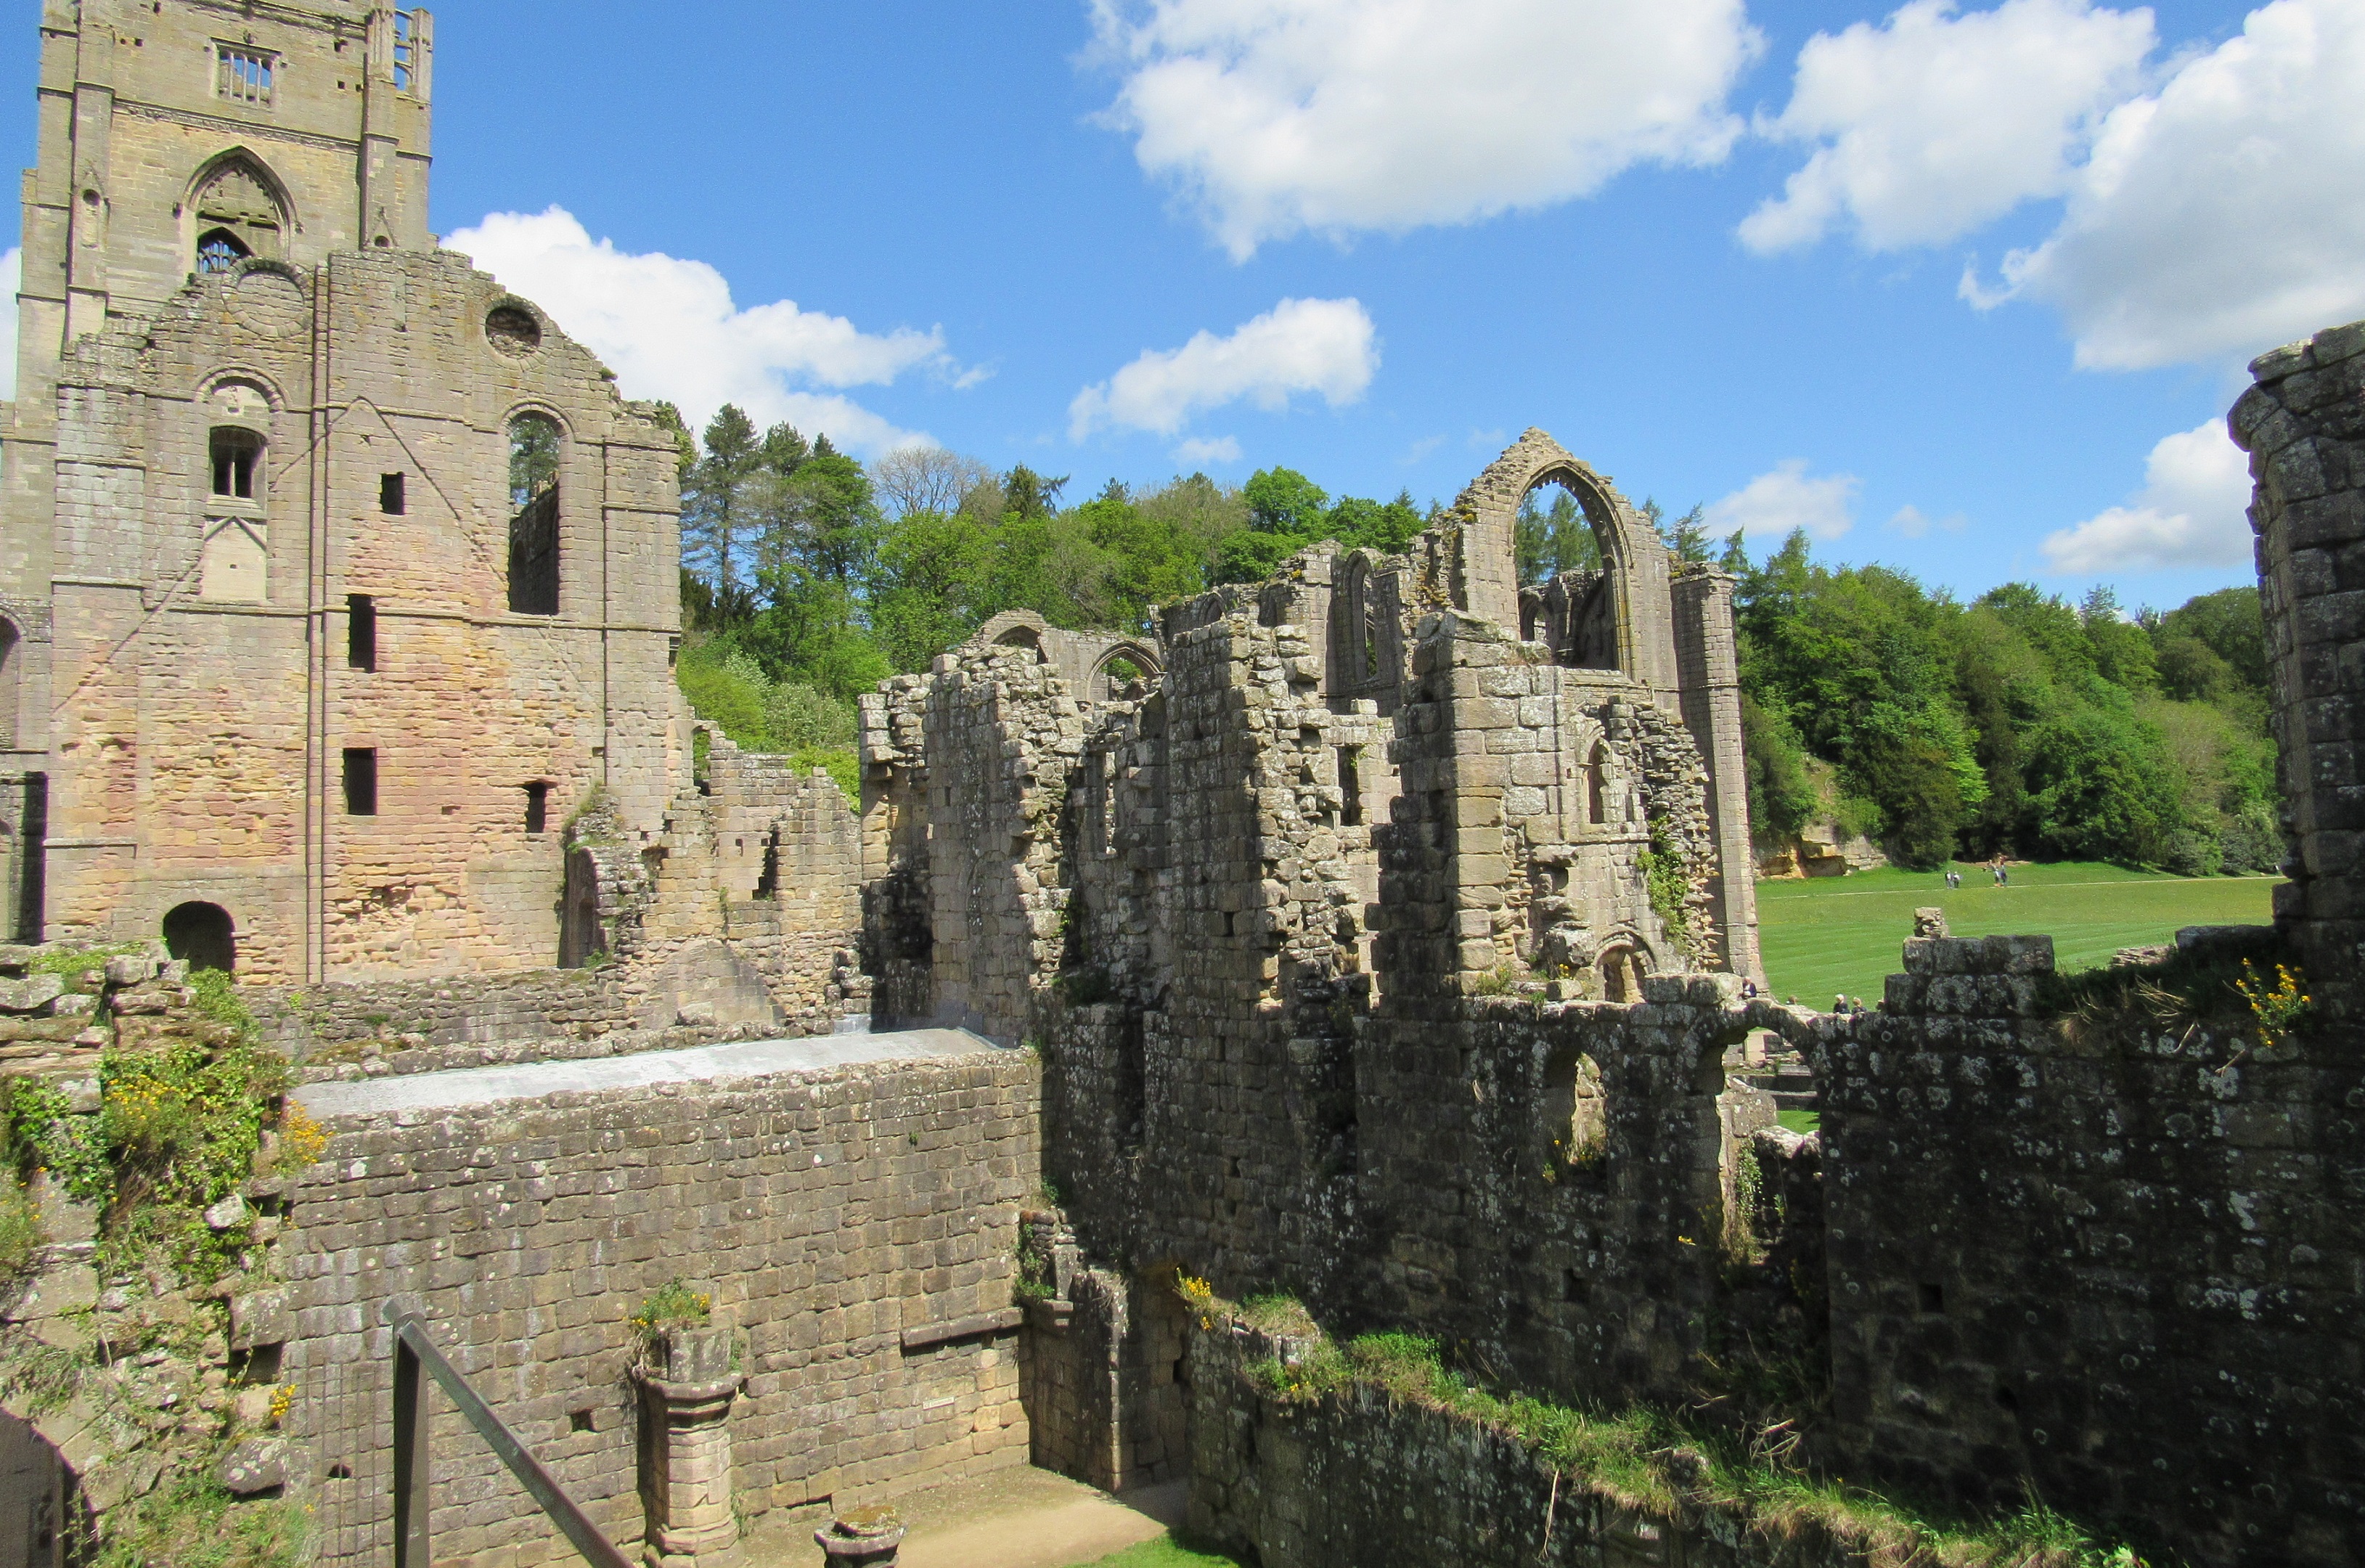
[1756,860,2279,1007]
[1077,1538,1243,1567]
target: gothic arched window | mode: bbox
[195,229,248,274]
[189,158,286,272]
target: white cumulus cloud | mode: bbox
[444,206,950,452]
[1967,0,2365,369]
[2042,419,2253,572]
[1744,0,2153,253]
[1069,298,1378,440]
[1704,460,1860,544]
[1090,0,1761,259]
[1174,436,1242,465]
[1888,503,1966,537]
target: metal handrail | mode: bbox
[388,1307,633,1568]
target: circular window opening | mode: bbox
[486,304,542,358]
[162,901,237,974]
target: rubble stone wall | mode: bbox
[285,1049,1039,1568]
[1808,931,2363,1564]
[1185,1323,1863,1568]
[2234,318,2365,1016]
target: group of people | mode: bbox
[1940,856,2012,889]
[1830,993,1872,1015]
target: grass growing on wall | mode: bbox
[1230,1314,2149,1567]
[1755,861,2277,1006]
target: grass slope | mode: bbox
[1756,861,2279,1007]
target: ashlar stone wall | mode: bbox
[40,250,685,983]
[284,1049,1039,1568]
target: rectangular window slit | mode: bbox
[217,45,274,106]
[1339,746,1363,826]
[342,748,377,817]
[211,430,259,499]
[380,473,405,515]
[346,595,376,671]
[524,782,550,836]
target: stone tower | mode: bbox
[0,4,689,981]
[4,2,431,599]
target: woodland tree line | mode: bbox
[661,403,2278,876]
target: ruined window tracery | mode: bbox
[195,230,248,274]
[189,159,285,269]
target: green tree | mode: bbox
[1516,489,1602,584]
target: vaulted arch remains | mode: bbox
[1455,429,1680,692]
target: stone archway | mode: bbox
[1088,642,1161,700]
[1451,429,1678,690]
[978,610,1052,663]
[162,902,235,973]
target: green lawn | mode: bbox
[1755,860,2279,1008]
[1079,1538,1242,1567]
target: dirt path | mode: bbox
[748,1466,1187,1568]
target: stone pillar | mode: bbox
[2231,317,2365,1019]
[1669,567,1762,981]
[634,1326,741,1568]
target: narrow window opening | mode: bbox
[217,45,274,106]
[391,10,417,91]
[1586,741,1609,825]
[1338,746,1363,827]
[524,782,550,835]
[342,748,377,817]
[507,414,562,616]
[1919,1281,1946,1315]
[380,473,405,515]
[210,428,260,499]
[346,595,376,671]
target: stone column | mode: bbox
[634,1326,742,1568]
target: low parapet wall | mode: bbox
[280,1036,1039,1568]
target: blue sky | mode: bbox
[11,0,2363,609]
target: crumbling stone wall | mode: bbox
[1803,931,2363,1564]
[1186,1322,1871,1568]
[2234,318,2365,1017]
[285,1049,1039,1568]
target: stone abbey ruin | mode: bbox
[0,5,2350,1568]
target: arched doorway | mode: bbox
[162,902,235,973]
